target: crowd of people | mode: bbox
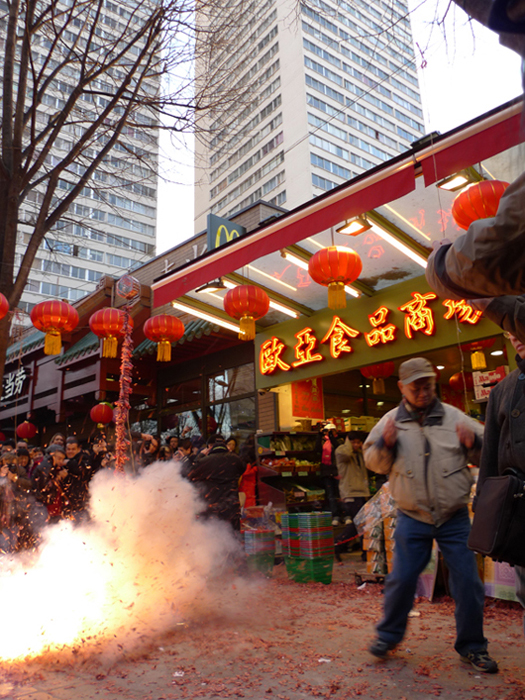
[0,428,256,554]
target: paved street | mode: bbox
[0,554,523,700]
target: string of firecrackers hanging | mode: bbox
[114,309,133,473]
[113,274,141,473]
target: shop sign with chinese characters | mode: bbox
[256,276,501,389]
[1,366,29,402]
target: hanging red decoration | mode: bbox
[308,246,362,309]
[460,338,496,370]
[143,315,185,362]
[452,180,509,231]
[360,361,395,395]
[114,311,133,473]
[16,421,37,440]
[0,433,5,443]
[30,300,79,355]
[223,285,269,341]
[449,372,474,393]
[90,402,114,425]
[0,293,9,321]
[89,308,132,358]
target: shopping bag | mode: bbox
[468,471,525,567]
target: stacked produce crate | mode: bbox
[244,529,276,577]
[282,511,334,583]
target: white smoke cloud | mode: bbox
[0,461,257,663]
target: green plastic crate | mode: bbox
[284,556,333,584]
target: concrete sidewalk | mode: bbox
[0,553,523,700]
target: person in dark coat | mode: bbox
[187,434,245,531]
[475,330,525,634]
[315,422,342,526]
[173,438,193,479]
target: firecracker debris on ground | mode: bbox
[0,552,523,700]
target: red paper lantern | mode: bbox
[0,293,9,321]
[308,246,362,309]
[360,361,395,395]
[460,338,496,370]
[0,432,6,443]
[90,402,114,425]
[223,285,269,341]
[452,180,509,231]
[449,372,474,393]
[16,421,37,440]
[30,300,79,355]
[143,315,185,362]
[89,308,132,358]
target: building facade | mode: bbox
[4,0,159,318]
[194,0,424,233]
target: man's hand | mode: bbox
[383,417,397,449]
[456,423,475,449]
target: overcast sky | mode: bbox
[155,0,523,254]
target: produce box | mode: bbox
[284,556,333,584]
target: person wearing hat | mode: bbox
[363,357,497,673]
[315,422,343,526]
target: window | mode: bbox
[208,364,255,403]
[312,173,338,191]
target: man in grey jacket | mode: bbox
[363,357,497,673]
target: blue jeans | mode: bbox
[377,508,487,656]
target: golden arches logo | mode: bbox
[215,224,240,248]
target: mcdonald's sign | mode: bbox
[207,214,247,251]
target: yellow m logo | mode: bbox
[216,224,240,248]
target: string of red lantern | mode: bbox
[89,308,131,358]
[143,315,185,361]
[308,246,362,309]
[452,180,509,230]
[223,285,269,341]
[30,300,79,355]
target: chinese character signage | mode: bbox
[207,214,247,251]
[1,367,28,402]
[256,276,500,390]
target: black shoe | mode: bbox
[369,638,396,658]
[460,651,499,674]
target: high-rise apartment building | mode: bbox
[6,0,158,318]
[194,0,424,232]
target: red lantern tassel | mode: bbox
[372,378,385,395]
[102,335,118,358]
[44,330,62,355]
[157,340,171,362]
[327,281,346,310]
[239,315,256,341]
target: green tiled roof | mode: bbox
[6,330,46,360]
[134,319,220,357]
[55,332,100,366]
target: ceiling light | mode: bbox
[369,222,428,268]
[341,409,351,414]
[376,401,384,407]
[246,263,297,292]
[436,365,445,370]
[344,285,360,298]
[195,279,226,293]
[336,215,371,236]
[436,169,480,192]
[490,350,504,356]
[171,301,240,333]
[280,249,309,270]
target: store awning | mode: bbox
[6,330,45,362]
[55,331,100,366]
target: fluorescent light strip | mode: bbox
[171,301,240,333]
[307,236,326,249]
[246,264,297,291]
[369,223,427,268]
[223,278,298,318]
[281,251,309,271]
[344,285,360,298]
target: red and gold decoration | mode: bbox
[0,293,9,321]
[89,308,132,358]
[114,310,134,473]
[143,314,185,362]
[449,371,474,393]
[460,338,496,370]
[16,421,37,440]
[223,284,269,341]
[116,274,141,302]
[452,180,509,230]
[308,246,362,309]
[30,300,79,355]
[90,402,114,426]
[360,361,395,395]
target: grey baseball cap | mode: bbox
[398,358,436,385]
